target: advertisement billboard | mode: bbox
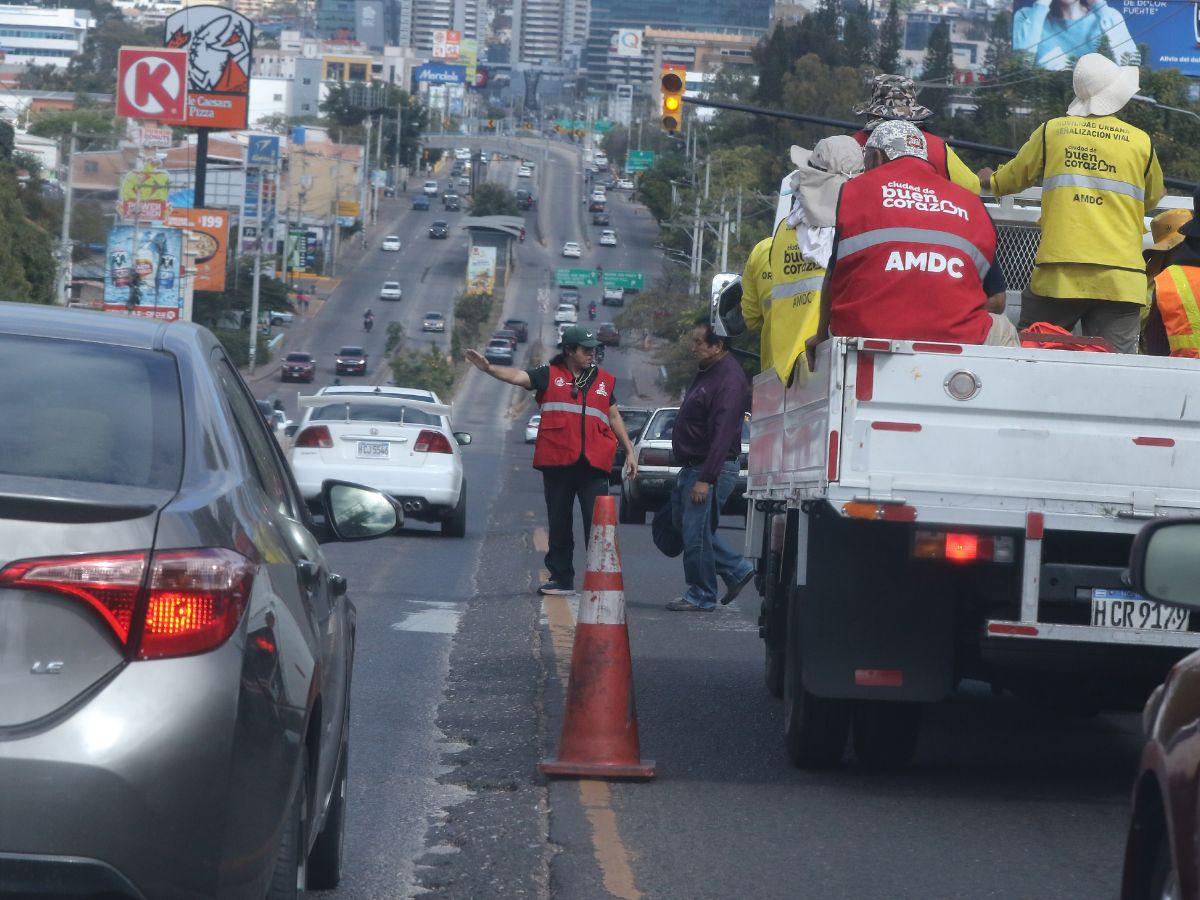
[1012,0,1200,74]
[613,28,643,58]
[467,245,497,295]
[432,29,461,60]
[118,162,171,221]
[165,7,254,130]
[104,225,184,320]
[415,63,467,85]
[167,208,229,292]
[355,0,385,48]
[460,38,478,82]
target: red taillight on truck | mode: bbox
[414,429,453,453]
[295,425,333,448]
[0,548,254,660]
[912,531,1015,564]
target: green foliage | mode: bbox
[318,83,428,169]
[469,183,520,217]
[28,108,122,146]
[385,321,405,354]
[877,0,902,72]
[921,23,955,126]
[211,329,273,368]
[388,345,457,398]
[193,259,289,329]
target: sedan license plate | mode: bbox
[357,441,389,459]
[1090,588,1189,631]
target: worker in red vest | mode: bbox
[466,325,639,595]
[805,121,1018,369]
[851,74,981,194]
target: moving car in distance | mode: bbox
[457,176,471,190]
[516,188,535,210]
[592,211,610,226]
[0,302,403,897]
[525,413,541,443]
[282,350,316,382]
[518,165,532,178]
[291,385,470,537]
[380,281,402,301]
[412,194,431,210]
[597,321,620,346]
[381,235,401,251]
[422,180,439,196]
[504,318,529,342]
[455,147,471,160]
[588,197,606,213]
[422,311,446,333]
[599,229,618,247]
[264,309,295,326]
[429,220,449,239]
[335,346,367,376]
[618,179,635,190]
[484,338,514,366]
[554,303,578,324]
[561,241,582,258]
[559,287,581,308]
[491,329,519,350]
[602,287,625,307]
[443,194,461,211]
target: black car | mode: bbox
[412,195,431,210]
[516,188,535,210]
[592,211,610,226]
[504,318,529,342]
[0,301,403,897]
[611,407,652,484]
[335,345,367,376]
[558,287,581,308]
[429,220,449,239]
[443,194,461,211]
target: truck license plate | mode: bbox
[357,441,389,459]
[1090,588,1189,631]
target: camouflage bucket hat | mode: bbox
[853,74,933,123]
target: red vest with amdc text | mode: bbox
[830,155,996,345]
[853,129,949,180]
[533,364,618,472]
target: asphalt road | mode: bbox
[257,136,1144,899]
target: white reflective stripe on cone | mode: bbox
[578,589,626,625]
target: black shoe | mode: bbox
[538,580,575,596]
[720,569,755,606]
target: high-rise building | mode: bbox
[511,0,588,66]
[409,0,485,54]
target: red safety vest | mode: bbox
[533,364,618,472]
[853,128,950,181]
[829,155,996,345]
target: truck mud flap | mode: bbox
[798,508,955,703]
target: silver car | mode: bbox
[0,302,404,898]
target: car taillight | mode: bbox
[0,548,254,659]
[295,425,333,448]
[640,447,671,466]
[912,531,1014,564]
[414,429,453,453]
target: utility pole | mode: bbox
[704,157,710,200]
[719,204,729,272]
[360,116,372,247]
[735,186,742,238]
[55,122,77,305]
[689,193,701,297]
[248,164,266,373]
[373,112,383,224]
[394,95,404,189]
[330,154,343,275]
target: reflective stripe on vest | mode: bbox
[1042,173,1146,201]
[1154,265,1200,358]
[836,226,991,281]
[541,401,612,424]
[767,274,824,308]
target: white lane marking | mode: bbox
[391,600,465,635]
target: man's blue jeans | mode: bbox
[672,461,753,609]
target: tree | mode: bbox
[877,0,902,72]
[469,183,519,217]
[920,22,954,125]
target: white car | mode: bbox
[381,235,401,251]
[455,147,471,160]
[561,241,582,258]
[422,311,445,332]
[518,166,532,178]
[290,386,470,537]
[423,180,439,196]
[617,179,635,190]
[554,303,578,324]
[599,230,617,247]
[380,281,402,301]
[525,413,541,444]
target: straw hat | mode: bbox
[1067,53,1140,117]
[1147,208,1192,254]
[789,135,865,227]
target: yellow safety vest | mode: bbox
[1037,116,1154,276]
[1154,265,1200,358]
[765,219,824,383]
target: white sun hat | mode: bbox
[1068,53,1140,117]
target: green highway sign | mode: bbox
[625,150,656,173]
[556,268,598,287]
[593,120,614,133]
[603,270,644,290]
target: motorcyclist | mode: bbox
[520,227,526,242]
[364,309,375,332]
[588,301,597,320]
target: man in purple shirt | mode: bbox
[667,317,755,611]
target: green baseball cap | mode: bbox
[559,325,602,348]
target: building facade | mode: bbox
[0,5,94,69]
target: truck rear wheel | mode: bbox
[783,585,849,768]
[762,545,786,699]
[851,701,921,769]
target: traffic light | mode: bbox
[660,68,684,133]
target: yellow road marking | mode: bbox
[534,526,549,553]
[542,582,643,900]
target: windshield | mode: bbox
[311,403,441,426]
[286,353,311,362]
[339,347,364,355]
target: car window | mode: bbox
[643,410,678,441]
[213,354,297,518]
[0,333,183,490]
[286,353,311,362]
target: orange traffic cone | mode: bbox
[539,494,656,779]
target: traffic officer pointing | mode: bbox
[466,325,638,596]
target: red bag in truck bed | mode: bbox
[1019,322,1114,353]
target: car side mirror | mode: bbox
[1129,519,1200,609]
[454,431,473,446]
[320,480,405,541]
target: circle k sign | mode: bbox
[117,47,188,124]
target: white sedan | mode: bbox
[554,303,578,324]
[561,241,582,258]
[525,413,541,443]
[617,179,635,190]
[518,166,533,178]
[380,281,402,300]
[381,235,401,251]
[599,230,617,247]
[290,386,471,537]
